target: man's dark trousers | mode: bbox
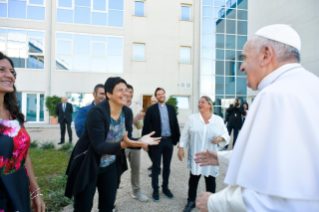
[60,118,72,142]
[227,123,239,148]
[152,137,173,190]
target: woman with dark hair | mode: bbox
[65,77,161,212]
[242,102,249,124]
[0,52,45,211]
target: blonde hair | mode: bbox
[200,96,214,113]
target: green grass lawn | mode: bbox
[28,146,74,211]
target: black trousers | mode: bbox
[188,172,216,202]
[148,146,153,163]
[224,123,239,149]
[60,118,72,142]
[152,137,173,190]
[74,162,118,212]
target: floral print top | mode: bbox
[0,119,30,176]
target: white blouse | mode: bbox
[179,113,230,177]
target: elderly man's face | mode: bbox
[61,97,67,103]
[240,41,265,90]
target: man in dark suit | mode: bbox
[56,96,73,144]
[142,87,180,201]
[74,84,105,138]
[223,98,245,150]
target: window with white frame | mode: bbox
[0,0,45,20]
[56,0,124,27]
[173,96,190,109]
[55,32,124,73]
[134,1,145,16]
[180,47,191,63]
[181,5,191,21]
[0,28,45,69]
[133,43,145,61]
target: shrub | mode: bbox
[58,143,73,151]
[47,175,74,209]
[41,141,55,150]
[29,140,39,148]
[45,95,62,118]
[166,96,179,115]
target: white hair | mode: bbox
[249,35,300,62]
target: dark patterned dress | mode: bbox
[0,119,31,211]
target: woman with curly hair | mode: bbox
[0,52,45,211]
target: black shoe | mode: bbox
[183,201,196,212]
[162,188,174,199]
[148,165,153,170]
[58,141,65,145]
[152,190,159,202]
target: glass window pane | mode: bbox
[133,45,145,61]
[57,40,72,55]
[226,35,235,49]
[236,77,247,95]
[74,0,90,7]
[7,49,26,68]
[74,35,90,53]
[237,21,248,35]
[226,19,236,34]
[237,35,247,50]
[0,29,6,52]
[214,7,225,18]
[29,0,44,5]
[201,60,213,75]
[109,0,124,10]
[237,10,247,20]
[214,0,225,7]
[202,49,214,60]
[8,0,26,19]
[225,76,235,95]
[215,34,224,48]
[215,18,225,33]
[7,29,27,68]
[237,0,248,10]
[174,96,190,109]
[180,48,190,63]
[28,38,44,54]
[225,61,235,75]
[26,94,37,121]
[92,43,106,57]
[93,0,106,11]
[108,37,123,55]
[236,61,245,76]
[40,94,44,122]
[203,0,213,6]
[56,33,73,39]
[202,33,213,48]
[90,58,107,72]
[27,55,44,69]
[108,10,123,27]
[135,1,144,16]
[201,76,212,94]
[107,55,123,73]
[215,60,224,75]
[215,76,224,95]
[215,49,224,60]
[74,54,90,71]
[226,0,236,8]
[213,106,224,117]
[92,12,107,26]
[0,3,7,17]
[214,96,223,106]
[202,18,213,33]
[27,6,45,21]
[27,31,45,37]
[57,9,73,23]
[91,36,107,42]
[56,56,73,70]
[58,0,72,8]
[225,8,236,19]
[226,50,235,61]
[181,6,190,21]
[203,6,213,17]
[74,6,90,24]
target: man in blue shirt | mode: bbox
[74,84,106,138]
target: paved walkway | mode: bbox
[26,127,230,212]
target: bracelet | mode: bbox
[31,187,41,196]
[31,193,43,200]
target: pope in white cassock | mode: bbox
[194,24,319,212]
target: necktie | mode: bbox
[63,104,66,112]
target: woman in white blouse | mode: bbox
[178,96,230,212]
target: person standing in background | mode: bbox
[242,102,249,125]
[56,96,73,144]
[74,84,106,138]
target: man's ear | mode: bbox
[261,46,273,67]
[93,91,96,97]
[106,92,111,99]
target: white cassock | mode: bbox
[208,63,319,212]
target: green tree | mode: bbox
[45,95,62,117]
[166,96,179,115]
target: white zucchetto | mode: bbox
[255,24,301,51]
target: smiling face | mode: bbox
[107,82,128,107]
[155,89,166,104]
[93,87,106,104]
[198,97,211,114]
[126,88,133,107]
[0,59,15,94]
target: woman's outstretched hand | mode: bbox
[194,149,219,166]
[121,131,161,149]
[139,131,161,145]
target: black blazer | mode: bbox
[55,102,73,123]
[225,104,245,128]
[65,100,132,198]
[142,103,180,145]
